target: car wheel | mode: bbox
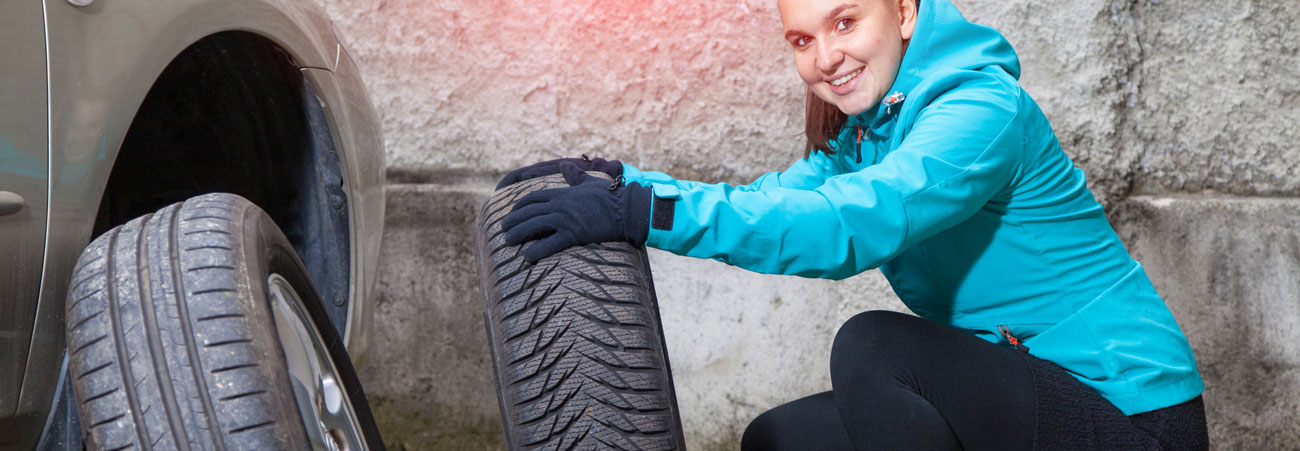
[476,174,687,450]
[65,193,383,450]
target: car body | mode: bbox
[0,0,384,448]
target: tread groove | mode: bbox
[170,200,228,451]
[228,420,276,435]
[77,361,115,380]
[186,264,237,272]
[183,245,233,252]
[69,287,104,312]
[219,389,266,401]
[204,338,253,348]
[191,287,237,295]
[183,229,232,236]
[90,414,127,429]
[84,387,121,403]
[105,225,151,448]
[196,313,246,322]
[137,207,189,451]
[210,362,259,374]
[73,335,108,356]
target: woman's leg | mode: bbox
[1128,396,1209,450]
[740,391,854,451]
[829,310,1037,451]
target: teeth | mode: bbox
[831,68,862,86]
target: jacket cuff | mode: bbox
[624,182,653,245]
[622,162,647,186]
[645,184,680,248]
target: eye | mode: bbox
[790,35,812,49]
[835,17,856,32]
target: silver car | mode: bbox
[1,0,385,449]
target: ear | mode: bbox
[898,0,918,41]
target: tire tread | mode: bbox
[66,194,321,450]
[476,175,686,450]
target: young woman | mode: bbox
[497,0,1208,449]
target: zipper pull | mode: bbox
[998,325,1021,347]
[856,126,863,164]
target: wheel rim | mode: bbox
[268,274,365,451]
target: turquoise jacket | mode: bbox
[623,0,1202,415]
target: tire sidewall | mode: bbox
[236,198,384,450]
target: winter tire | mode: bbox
[64,193,383,450]
[476,174,687,450]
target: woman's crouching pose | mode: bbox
[497,0,1208,448]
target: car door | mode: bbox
[0,0,50,434]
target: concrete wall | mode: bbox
[315,0,1300,448]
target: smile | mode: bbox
[830,68,863,87]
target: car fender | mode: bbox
[12,0,384,444]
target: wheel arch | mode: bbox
[92,31,353,336]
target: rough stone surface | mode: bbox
[1112,196,1300,450]
[319,0,1300,448]
[649,250,906,449]
[1132,1,1300,196]
[355,183,500,430]
[958,0,1146,204]
[319,0,805,186]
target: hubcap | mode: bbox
[268,274,365,451]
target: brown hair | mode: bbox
[803,87,848,157]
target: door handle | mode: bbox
[0,191,25,215]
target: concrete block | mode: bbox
[1132,1,1300,196]
[648,248,906,449]
[957,0,1146,204]
[356,182,504,449]
[1113,196,1300,450]
[316,0,805,186]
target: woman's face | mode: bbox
[779,0,917,116]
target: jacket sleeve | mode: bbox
[622,147,843,194]
[645,74,1024,279]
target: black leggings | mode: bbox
[740,311,1208,450]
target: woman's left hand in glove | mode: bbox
[501,162,652,263]
[496,155,623,189]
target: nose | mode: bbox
[815,39,843,74]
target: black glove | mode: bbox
[496,155,624,189]
[501,162,651,263]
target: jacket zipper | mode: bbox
[856,125,864,164]
[998,325,1022,348]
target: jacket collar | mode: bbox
[844,0,1021,136]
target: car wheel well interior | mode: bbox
[94,31,352,333]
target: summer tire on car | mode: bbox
[476,174,687,450]
[64,193,383,450]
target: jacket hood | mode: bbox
[850,0,1020,127]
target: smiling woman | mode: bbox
[783,0,917,156]
[780,0,915,117]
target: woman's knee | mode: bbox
[740,408,781,451]
[829,310,933,386]
[741,392,848,451]
[832,311,912,359]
